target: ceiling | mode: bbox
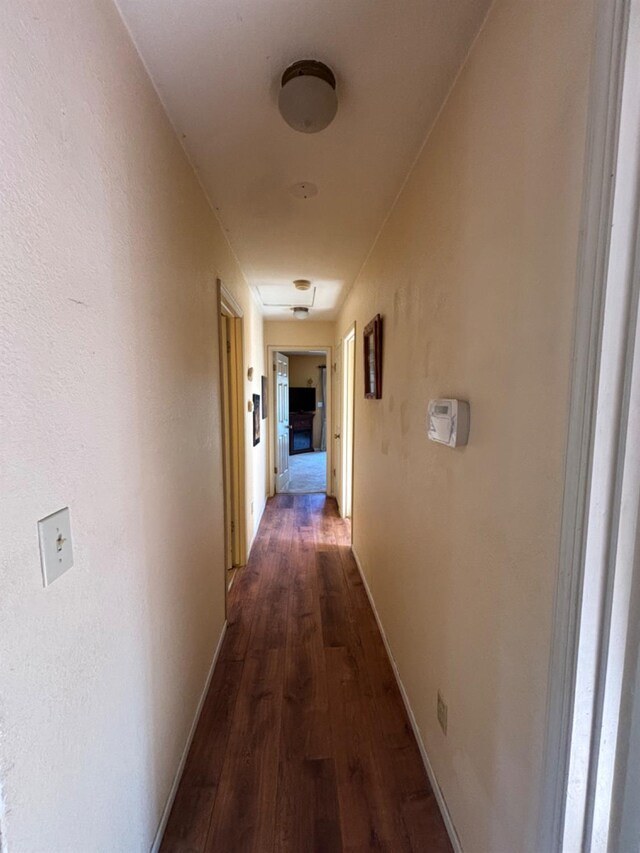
[115,0,491,319]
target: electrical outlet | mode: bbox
[437,691,448,735]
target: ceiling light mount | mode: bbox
[294,279,312,291]
[292,306,310,319]
[281,60,335,90]
[278,59,338,134]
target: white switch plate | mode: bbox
[38,507,74,587]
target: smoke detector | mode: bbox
[294,279,312,291]
[278,60,338,134]
[292,306,309,319]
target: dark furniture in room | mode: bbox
[289,412,315,454]
[289,386,316,413]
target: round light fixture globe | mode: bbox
[292,306,310,320]
[278,60,337,134]
[293,279,312,291]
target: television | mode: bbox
[289,386,316,412]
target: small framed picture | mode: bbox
[253,394,260,445]
[261,376,268,419]
[363,314,383,399]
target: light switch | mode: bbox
[38,507,74,587]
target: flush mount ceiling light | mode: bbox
[278,60,338,134]
[293,279,312,291]
[292,306,310,319]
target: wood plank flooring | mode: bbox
[161,495,452,852]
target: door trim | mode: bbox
[219,285,243,320]
[274,351,291,494]
[218,281,247,587]
[266,345,333,497]
[539,0,638,848]
[340,324,356,521]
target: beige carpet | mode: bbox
[285,451,327,493]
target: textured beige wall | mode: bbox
[0,1,264,849]
[238,292,269,545]
[264,319,335,349]
[335,1,595,850]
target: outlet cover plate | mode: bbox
[38,507,74,587]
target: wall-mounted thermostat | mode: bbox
[427,399,470,448]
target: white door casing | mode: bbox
[275,352,290,493]
[540,1,640,849]
[267,345,333,497]
[334,341,343,508]
[342,326,356,519]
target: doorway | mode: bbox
[340,325,356,519]
[540,2,640,850]
[274,351,290,493]
[268,346,332,496]
[218,281,247,595]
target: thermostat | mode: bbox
[427,399,470,447]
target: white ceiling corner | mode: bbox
[115,0,491,320]
[256,283,316,308]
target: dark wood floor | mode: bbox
[161,495,452,852]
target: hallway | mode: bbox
[161,495,451,851]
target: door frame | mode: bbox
[340,324,356,520]
[539,0,640,848]
[266,345,333,497]
[274,351,291,494]
[218,281,247,593]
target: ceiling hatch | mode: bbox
[257,283,316,308]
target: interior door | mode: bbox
[227,316,242,565]
[334,342,343,507]
[220,312,243,573]
[220,314,234,572]
[275,352,290,493]
[342,328,355,518]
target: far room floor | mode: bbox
[286,450,326,493]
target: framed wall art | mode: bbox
[261,376,268,419]
[252,394,260,445]
[363,314,383,399]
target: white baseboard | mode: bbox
[351,547,463,853]
[150,620,228,853]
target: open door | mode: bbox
[275,352,290,493]
[219,314,234,573]
[342,326,356,519]
[218,281,247,597]
[334,341,342,506]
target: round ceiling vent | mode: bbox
[293,279,312,291]
[292,306,310,319]
[278,60,338,134]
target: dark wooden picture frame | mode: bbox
[363,314,383,399]
[253,394,260,445]
[261,376,268,419]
